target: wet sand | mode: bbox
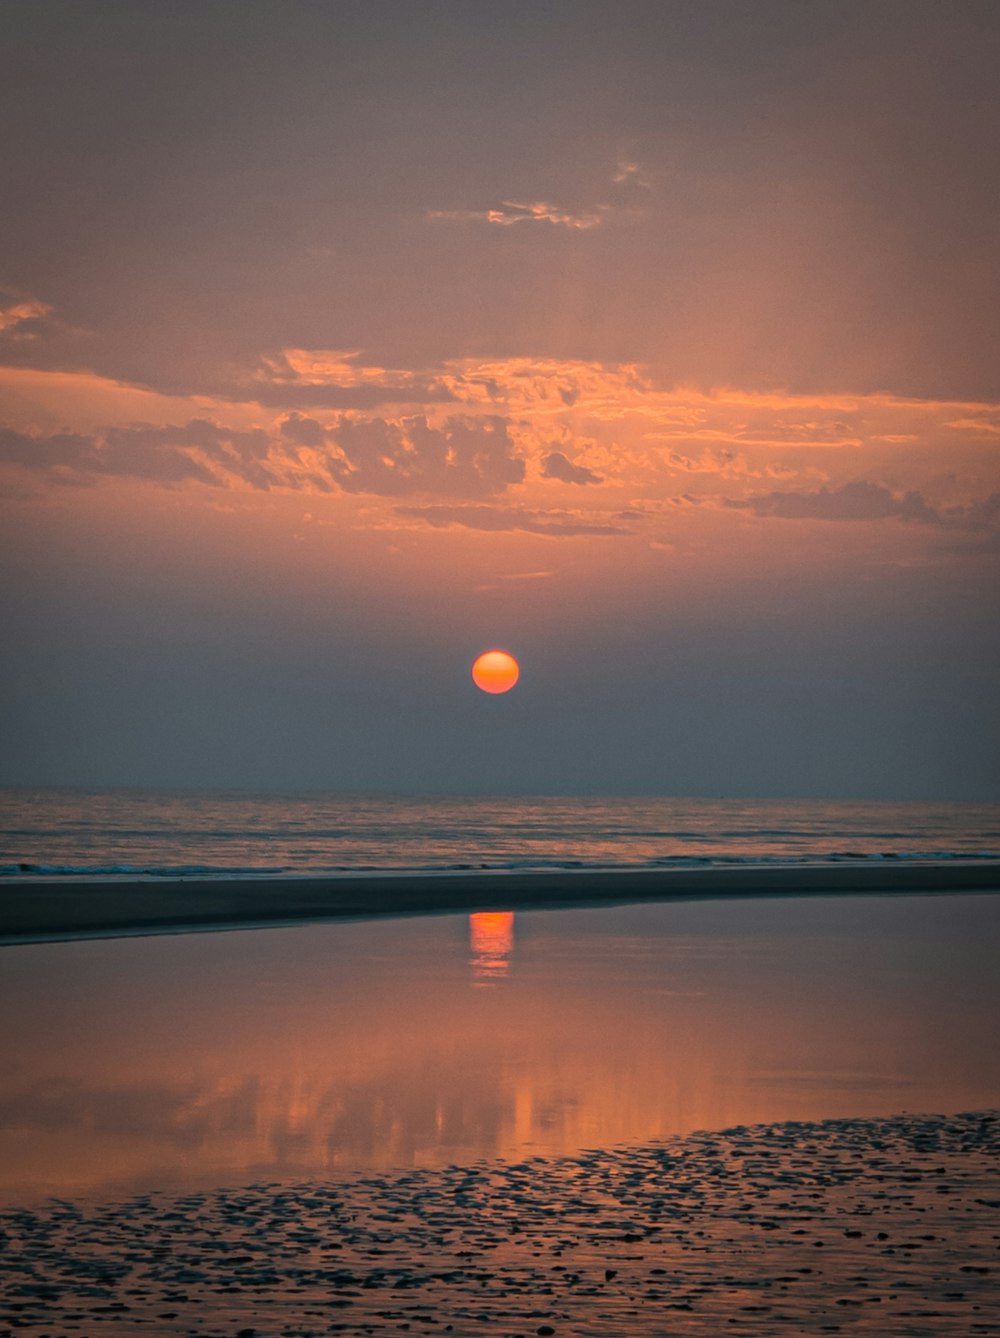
[2,861,999,943]
[1,1110,997,1336]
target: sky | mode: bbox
[1,0,998,799]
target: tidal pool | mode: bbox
[1,892,998,1205]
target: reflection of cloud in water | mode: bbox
[469,911,514,985]
[0,1076,261,1146]
[0,1067,524,1195]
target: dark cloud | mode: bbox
[0,291,61,354]
[957,492,1000,530]
[279,413,326,447]
[0,421,269,489]
[102,420,274,488]
[0,414,526,499]
[724,482,1000,537]
[329,415,525,498]
[0,427,99,471]
[394,504,628,537]
[541,451,603,485]
[726,481,943,524]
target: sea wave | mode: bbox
[3,850,999,879]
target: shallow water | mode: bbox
[1,893,998,1207]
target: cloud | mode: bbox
[487,569,554,582]
[612,156,652,189]
[427,161,651,232]
[541,451,604,485]
[394,505,629,537]
[725,481,945,525]
[944,416,1000,437]
[954,491,1000,530]
[103,420,275,487]
[0,414,528,499]
[328,415,525,498]
[247,348,455,410]
[250,382,456,410]
[427,200,606,230]
[0,292,94,367]
[279,412,325,447]
[0,421,274,488]
[0,294,53,337]
[0,426,97,471]
[5,355,1000,530]
[439,357,653,419]
[473,569,555,591]
[664,447,749,478]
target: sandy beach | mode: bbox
[2,1109,997,1336]
[2,861,998,943]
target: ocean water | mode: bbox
[1,789,998,878]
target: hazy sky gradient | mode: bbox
[1,0,998,797]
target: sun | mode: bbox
[472,649,520,694]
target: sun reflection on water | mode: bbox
[469,911,514,985]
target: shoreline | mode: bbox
[1,860,998,944]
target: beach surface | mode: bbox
[2,1109,997,1336]
[2,862,999,943]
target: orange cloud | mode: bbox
[248,349,454,410]
[427,200,607,230]
[612,155,652,188]
[0,295,53,335]
[395,504,629,537]
[2,355,998,548]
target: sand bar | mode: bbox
[2,1109,997,1335]
[1,861,998,942]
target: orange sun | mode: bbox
[471,649,520,694]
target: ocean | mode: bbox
[2,789,998,878]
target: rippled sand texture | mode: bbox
[2,1111,998,1337]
